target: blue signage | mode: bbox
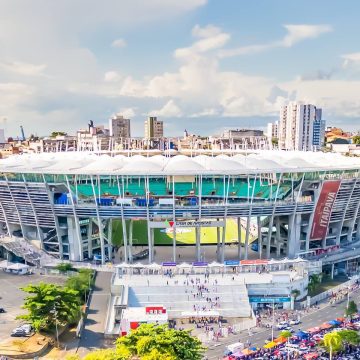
[249,297,291,303]
[224,260,240,266]
[162,262,177,266]
[192,262,208,267]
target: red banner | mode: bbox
[310,180,341,240]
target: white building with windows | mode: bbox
[279,102,325,151]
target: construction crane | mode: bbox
[20,125,25,141]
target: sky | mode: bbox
[1,0,360,138]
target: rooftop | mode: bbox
[0,151,359,175]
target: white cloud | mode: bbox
[0,0,207,135]
[111,38,127,48]
[0,61,47,76]
[282,24,332,46]
[175,24,230,59]
[342,52,360,68]
[190,108,219,117]
[219,24,332,58]
[149,100,182,117]
[117,107,136,118]
[104,71,122,82]
[191,24,222,38]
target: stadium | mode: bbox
[0,150,359,265]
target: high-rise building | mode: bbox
[279,102,325,151]
[267,121,278,140]
[109,114,131,141]
[144,116,163,139]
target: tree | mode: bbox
[322,331,343,360]
[65,269,94,304]
[307,274,321,294]
[352,135,360,145]
[345,300,358,318]
[50,131,67,138]
[280,330,292,340]
[116,324,205,360]
[56,262,75,273]
[18,282,81,332]
[338,329,360,346]
[291,289,300,300]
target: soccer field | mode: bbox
[111,219,252,246]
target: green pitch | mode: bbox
[111,219,252,246]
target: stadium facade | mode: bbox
[0,151,359,264]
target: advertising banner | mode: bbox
[310,180,341,240]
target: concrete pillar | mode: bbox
[88,220,93,258]
[217,218,221,262]
[149,228,155,263]
[288,214,301,258]
[244,216,250,260]
[172,225,176,263]
[257,217,262,259]
[196,226,201,261]
[237,217,242,260]
[129,220,133,263]
[221,221,227,263]
[331,263,335,280]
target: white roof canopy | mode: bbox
[0,151,359,175]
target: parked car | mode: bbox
[132,249,149,261]
[0,307,5,313]
[276,321,289,330]
[12,229,23,237]
[11,324,33,337]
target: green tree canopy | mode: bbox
[56,262,75,273]
[280,330,292,340]
[352,135,360,145]
[338,329,360,346]
[50,131,67,138]
[18,282,81,332]
[65,269,94,304]
[346,300,358,318]
[307,274,322,294]
[291,289,300,299]
[116,324,205,360]
[322,331,343,358]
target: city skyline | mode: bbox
[1,0,360,137]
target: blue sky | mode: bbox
[0,0,360,138]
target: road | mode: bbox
[77,271,113,357]
[206,288,360,359]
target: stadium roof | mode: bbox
[0,151,359,175]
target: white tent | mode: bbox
[147,263,162,270]
[178,262,191,268]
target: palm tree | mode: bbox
[307,274,321,294]
[323,331,343,360]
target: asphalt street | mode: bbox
[206,288,360,360]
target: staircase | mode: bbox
[0,235,57,266]
[127,283,252,319]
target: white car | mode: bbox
[289,319,301,325]
[276,322,289,330]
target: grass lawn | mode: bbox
[111,219,252,246]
